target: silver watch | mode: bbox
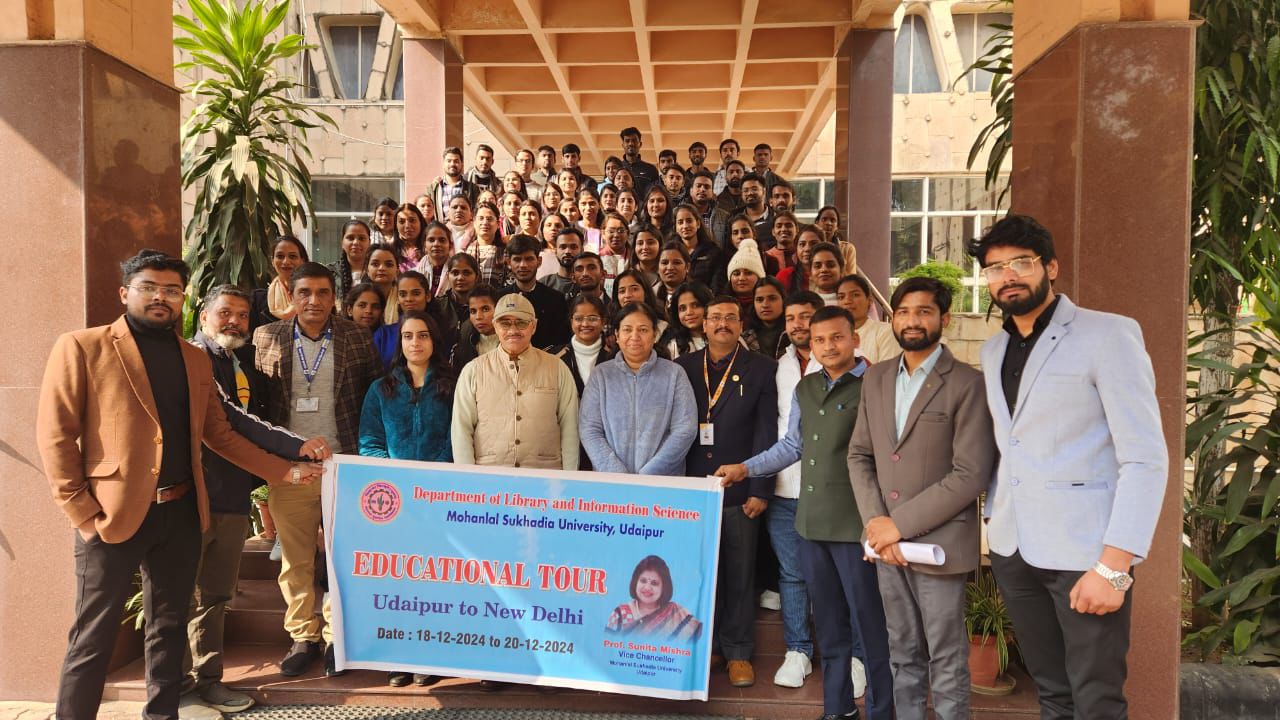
[290,467,301,485]
[1092,562,1133,592]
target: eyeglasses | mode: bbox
[496,318,532,330]
[705,314,740,324]
[571,315,602,324]
[982,255,1041,281]
[128,283,185,300]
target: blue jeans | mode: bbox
[766,497,813,656]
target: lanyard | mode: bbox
[293,323,332,392]
[702,345,740,424]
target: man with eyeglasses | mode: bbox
[36,250,325,720]
[675,297,779,689]
[969,215,1167,720]
[452,293,580,472]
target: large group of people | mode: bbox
[37,126,1167,720]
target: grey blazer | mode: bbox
[979,295,1168,572]
[848,346,996,575]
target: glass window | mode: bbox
[311,178,402,265]
[329,22,379,100]
[892,179,923,212]
[889,175,1008,313]
[301,51,321,99]
[956,13,1012,93]
[891,217,923,276]
[893,15,942,94]
[392,54,404,101]
[792,179,820,213]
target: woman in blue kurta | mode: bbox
[358,309,454,686]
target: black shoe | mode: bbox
[388,671,412,687]
[413,674,441,686]
[817,711,859,720]
[280,641,321,677]
[324,643,346,677]
[479,679,511,691]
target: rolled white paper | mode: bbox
[863,540,947,566]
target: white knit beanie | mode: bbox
[727,238,767,280]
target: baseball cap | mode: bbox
[493,293,535,322]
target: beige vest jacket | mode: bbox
[472,348,565,469]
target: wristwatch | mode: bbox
[1093,562,1133,592]
[290,467,302,485]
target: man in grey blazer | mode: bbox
[848,277,996,720]
[970,215,1167,720]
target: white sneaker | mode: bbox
[759,589,782,611]
[851,656,867,698]
[773,650,812,688]
[269,538,283,562]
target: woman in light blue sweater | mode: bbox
[580,303,698,476]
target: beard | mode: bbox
[211,330,247,351]
[727,178,742,190]
[559,255,578,271]
[130,305,177,331]
[992,274,1051,317]
[894,325,942,352]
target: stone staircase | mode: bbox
[104,538,1039,718]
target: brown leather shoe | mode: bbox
[710,653,726,671]
[727,659,755,687]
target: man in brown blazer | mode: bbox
[36,250,324,720]
[847,277,997,720]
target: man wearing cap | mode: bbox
[452,293,580,471]
[562,143,596,193]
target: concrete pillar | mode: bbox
[1009,21,1194,720]
[402,38,463,200]
[0,28,181,706]
[832,29,894,296]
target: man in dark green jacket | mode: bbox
[717,305,892,720]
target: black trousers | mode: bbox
[713,508,760,661]
[989,550,1134,720]
[57,493,201,720]
[799,538,894,720]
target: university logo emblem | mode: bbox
[360,481,401,524]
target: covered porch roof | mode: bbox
[374,0,903,175]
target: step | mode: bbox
[225,577,791,654]
[103,642,1041,718]
[239,536,281,581]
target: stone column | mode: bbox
[402,38,463,199]
[0,29,181,705]
[1009,22,1194,720]
[832,29,894,296]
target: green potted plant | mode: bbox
[965,566,1016,692]
[250,484,275,541]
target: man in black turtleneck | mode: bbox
[36,250,324,720]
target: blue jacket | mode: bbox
[358,367,454,462]
[579,351,697,476]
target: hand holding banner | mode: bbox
[321,455,724,700]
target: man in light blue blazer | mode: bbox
[969,215,1167,720]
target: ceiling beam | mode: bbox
[628,0,665,153]
[775,28,840,177]
[722,0,760,144]
[375,0,443,37]
[461,67,528,161]
[507,0,606,171]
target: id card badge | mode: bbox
[699,423,715,446]
[295,396,320,413]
